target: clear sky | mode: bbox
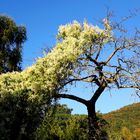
[0,0,140,114]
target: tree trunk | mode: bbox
[87,102,100,140]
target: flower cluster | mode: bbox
[0,20,112,101]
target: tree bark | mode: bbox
[86,82,107,140]
[87,102,100,140]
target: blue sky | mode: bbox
[0,0,140,114]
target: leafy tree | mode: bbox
[35,104,108,140]
[53,104,73,115]
[0,18,140,140]
[35,104,88,140]
[0,15,26,73]
[0,88,52,140]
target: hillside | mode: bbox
[103,102,140,139]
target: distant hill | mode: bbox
[103,102,140,139]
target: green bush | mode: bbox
[0,91,51,140]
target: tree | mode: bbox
[52,19,140,139]
[0,15,26,73]
[0,19,140,140]
[35,104,88,140]
[0,91,51,140]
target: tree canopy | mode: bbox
[0,20,111,102]
[0,15,26,73]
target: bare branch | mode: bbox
[136,92,140,98]
[105,47,120,64]
[85,54,99,66]
[55,93,88,105]
[72,74,100,86]
[119,85,140,89]
[106,64,133,75]
[95,45,103,60]
[59,74,100,90]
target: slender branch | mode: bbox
[95,45,102,60]
[119,85,140,98]
[119,85,140,89]
[72,74,100,86]
[105,47,120,64]
[55,93,88,105]
[59,74,100,90]
[85,54,99,66]
[85,54,105,79]
[136,92,140,98]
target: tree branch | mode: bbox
[136,92,140,98]
[119,85,140,89]
[55,93,88,106]
[105,47,120,64]
[72,74,100,86]
[89,82,107,103]
[59,74,100,90]
[95,45,103,60]
[85,54,99,66]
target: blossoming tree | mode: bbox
[0,19,140,139]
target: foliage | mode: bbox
[0,15,26,73]
[35,104,88,140]
[0,20,110,100]
[35,104,109,140]
[121,127,133,140]
[134,128,140,139]
[104,103,140,132]
[0,90,51,140]
[103,103,140,140]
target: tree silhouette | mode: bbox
[0,15,26,73]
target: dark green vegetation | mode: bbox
[0,15,26,73]
[0,90,53,140]
[35,104,89,140]
[35,104,108,140]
